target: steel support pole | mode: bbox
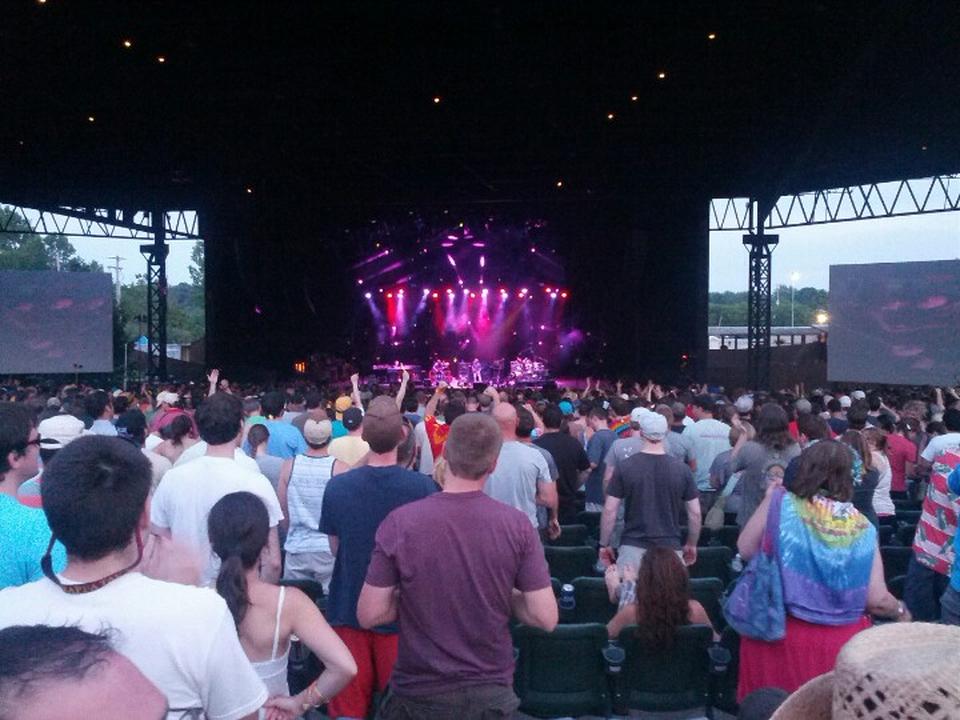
[743,226,778,391]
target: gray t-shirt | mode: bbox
[603,435,644,487]
[608,452,698,550]
[732,440,801,526]
[484,441,552,527]
[678,418,731,491]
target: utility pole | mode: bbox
[108,255,125,302]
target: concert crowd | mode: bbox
[1,370,959,719]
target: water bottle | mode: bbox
[559,583,576,611]
[730,553,744,574]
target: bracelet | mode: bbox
[300,682,330,712]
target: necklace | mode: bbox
[41,531,144,594]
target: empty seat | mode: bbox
[689,546,733,586]
[569,576,618,624]
[576,510,602,539]
[881,546,912,585]
[544,545,597,584]
[546,523,591,547]
[513,623,613,718]
[689,577,725,631]
[711,525,740,550]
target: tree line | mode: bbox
[709,286,828,326]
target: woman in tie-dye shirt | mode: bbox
[736,440,908,701]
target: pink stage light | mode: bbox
[550,292,558,299]
[432,292,439,299]
[357,279,363,285]
[561,292,568,298]
[386,292,393,298]
[364,292,372,299]
[470,292,476,299]
[479,255,485,268]
[447,234,458,240]
[447,254,457,267]
[481,288,488,297]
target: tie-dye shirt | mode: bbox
[778,492,876,625]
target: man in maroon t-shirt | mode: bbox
[358,413,558,719]
[881,416,917,495]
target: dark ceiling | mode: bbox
[3,1,960,211]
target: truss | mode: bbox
[0,204,200,240]
[710,174,960,231]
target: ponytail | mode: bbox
[216,554,250,627]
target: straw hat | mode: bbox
[771,623,960,720]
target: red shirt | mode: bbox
[885,433,917,493]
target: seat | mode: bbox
[615,624,715,715]
[878,524,895,546]
[689,546,733,585]
[697,527,714,547]
[881,546,912,585]
[689,577,725,631]
[711,525,740,550]
[569,576,618,624]
[897,524,918,547]
[546,523,591,547]
[576,510,602,539]
[512,623,613,718]
[544,545,597,583]
[896,509,922,526]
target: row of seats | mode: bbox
[545,545,735,586]
[513,622,728,719]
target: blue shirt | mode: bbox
[947,466,960,591]
[263,419,307,459]
[0,494,67,589]
[585,429,617,505]
[320,465,436,631]
[331,420,348,439]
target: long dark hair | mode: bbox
[634,548,690,650]
[246,424,269,459]
[755,403,795,452]
[208,492,269,627]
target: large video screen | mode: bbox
[0,270,114,374]
[828,260,960,386]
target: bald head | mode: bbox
[492,403,518,440]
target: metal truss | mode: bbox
[710,174,960,231]
[0,204,200,240]
[141,211,170,381]
[744,232,778,391]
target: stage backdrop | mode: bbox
[0,270,114,374]
[828,259,960,386]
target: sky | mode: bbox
[70,236,198,285]
[709,210,960,292]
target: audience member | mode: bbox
[150,392,283,586]
[0,435,269,720]
[585,406,617,512]
[357,412,557,718]
[733,404,801,527]
[258,391,307,459]
[246,423,283,491]
[534,403,590,523]
[84,390,117,436]
[115,409,171,491]
[208,492,356,715]
[329,407,369,466]
[678,394,731,512]
[319,396,437,720]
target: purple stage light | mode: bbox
[357,279,364,285]
[550,292,558,299]
[481,288,488,297]
[447,234,458,240]
[480,255,485,268]
[447,254,457,267]
[364,292,372,299]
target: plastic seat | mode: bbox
[544,545,597,583]
[711,525,740,550]
[896,509,922,526]
[569,576,617,624]
[689,577,725,631]
[546,523,591,547]
[896,524,918,547]
[878,524,895,545]
[689,546,733,585]
[576,510,602,539]
[614,624,715,715]
[512,623,613,718]
[881,546,912,585]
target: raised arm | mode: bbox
[206,368,219,397]
[424,382,447,418]
[395,368,410,410]
[350,373,363,410]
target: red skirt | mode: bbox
[737,614,872,702]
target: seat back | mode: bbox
[544,545,597,583]
[547,523,591,547]
[896,524,918,547]
[713,525,740,550]
[616,624,713,712]
[570,576,617,624]
[513,623,612,718]
[688,546,732,585]
[880,546,912,584]
[577,510,602,540]
[689,577,725,630]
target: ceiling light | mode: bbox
[245,187,253,194]
[708,33,717,40]
[156,55,166,64]
[87,116,95,123]
[556,180,563,188]
[122,39,133,48]
[606,112,615,120]
[631,95,639,102]
[433,96,441,104]
[657,71,666,80]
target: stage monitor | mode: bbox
[828,259,960,386]
[0,270,114,374]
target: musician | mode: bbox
[471,358,483,384]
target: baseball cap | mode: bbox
[795,398,812,414]
[46,397,61,408]
[361,396,404,453]
[639,412,668,441]
[851,390,866,401]
[735,395,754,414]
[156,391,179,405]
[303,418,333,445]
[342,406,363,431]
[334,395,352,419]
[38,414,85,450]
[629,407,650,424]
[839,395,852,409]
[558,399,574,416]
[115,410,147,444]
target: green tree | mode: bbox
[188,241,204,290]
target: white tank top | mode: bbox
[284,454,335,554]
[251,586,290,698]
